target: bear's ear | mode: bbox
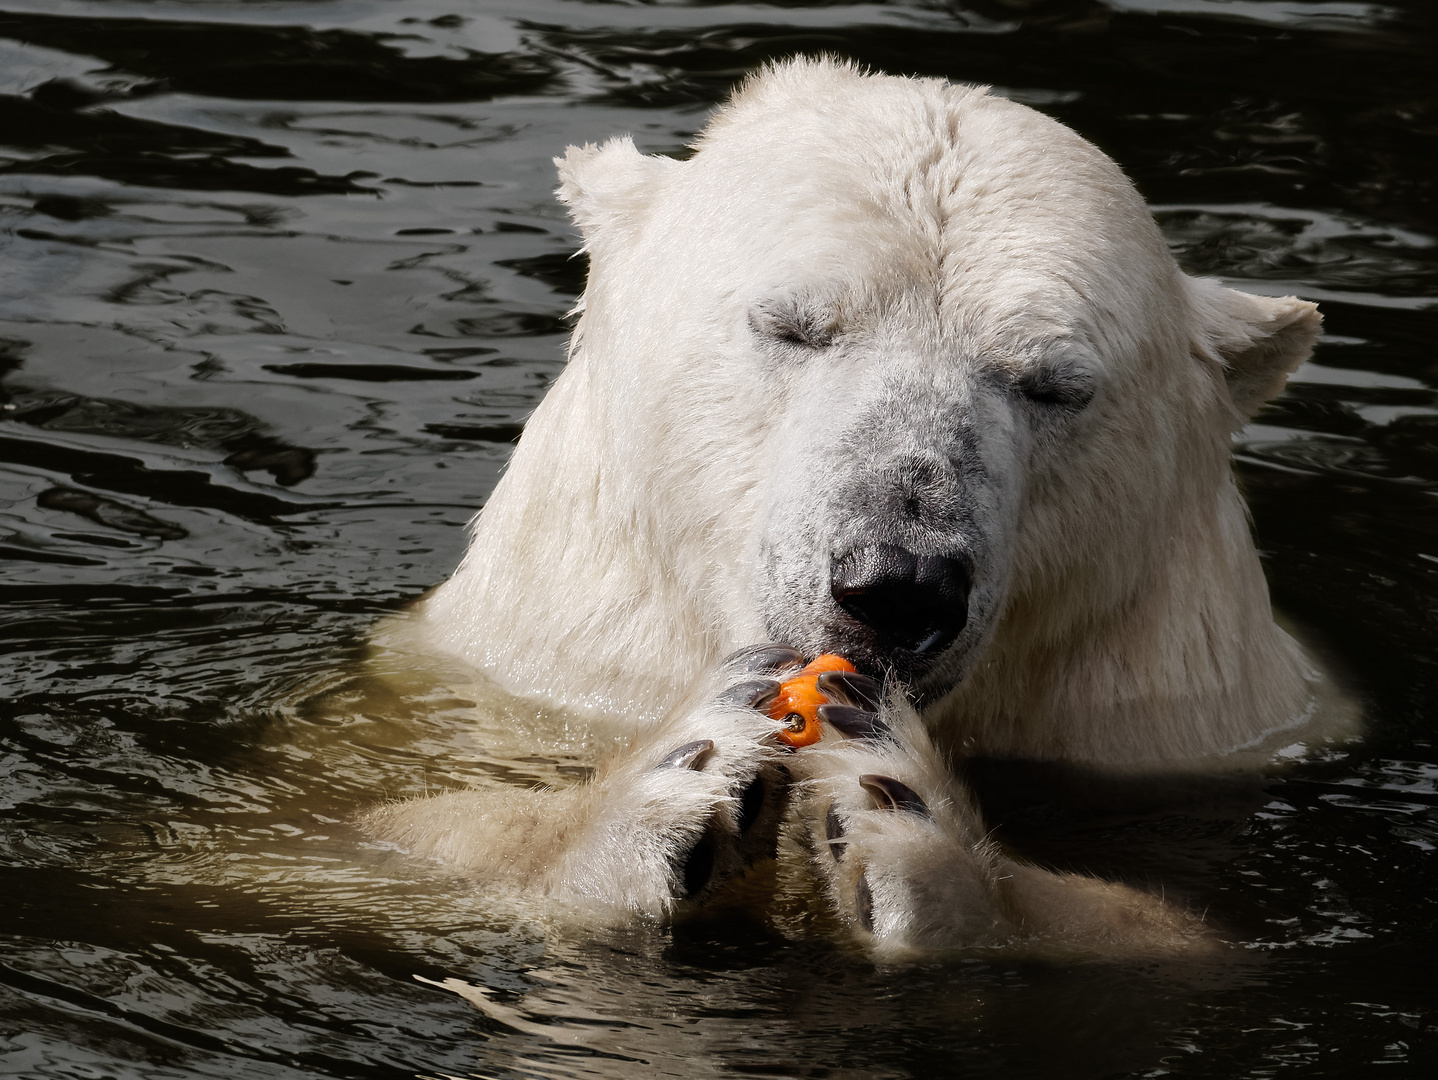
[554,136,673,246]
[1190,277,1322,423]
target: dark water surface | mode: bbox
[2,1,1436,1076]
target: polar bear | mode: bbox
[368,58,1345,957]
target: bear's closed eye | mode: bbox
[750,299,837,350]
[1016,365,1095,410]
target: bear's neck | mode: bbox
[931,475,1312,764]
[418,354,733,720]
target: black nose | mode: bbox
[830,544,970,657]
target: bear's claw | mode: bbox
[736,772,769,834]
[656,739,715,771]
[858,774,929,816]
[678,832,717,898]
[824,802,847,861]
[722,642,804,677]
[855,873,876,933]
[815,670,881,710]
[716,678,781,710]
[817,705,887,740]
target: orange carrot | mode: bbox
[769,653,858,747]
[799,654,857,677]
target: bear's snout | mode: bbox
[830,544,971,664]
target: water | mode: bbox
[1,1,1435,1076]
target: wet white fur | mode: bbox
[364,672,1206,956]
[789,699,1204,958]
[370,59,1341,955]
[365,676,785,918]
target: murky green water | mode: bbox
[1,1,1436,1076]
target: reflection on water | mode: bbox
[1,1,1436,1077]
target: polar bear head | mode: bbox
[428,58,1319,733]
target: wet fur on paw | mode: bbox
[363,648,798,917]
[548,692,791,914]
[792,699,1211,958]
[364,645,1208,952]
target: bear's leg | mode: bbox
[363,646,800,916]
[792,701,1211,958]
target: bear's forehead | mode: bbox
[677,81,1174,353]
[705,192,1139,358]
[702,77,1139,223]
